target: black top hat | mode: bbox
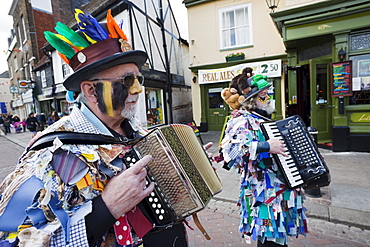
[44,9,147,92]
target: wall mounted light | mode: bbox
[192,76,197,83]
[265,0,280,12]
[338,48,346,61]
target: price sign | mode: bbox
[331,61,353,97]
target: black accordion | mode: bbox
[261,115,330,189]
[122,124,222,227]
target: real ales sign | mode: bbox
[198,59,281,84]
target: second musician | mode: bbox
[217,75,308,247]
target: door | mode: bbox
[310,59,332,142]
[207,86,229,131]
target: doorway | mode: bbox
[205,83,229,131]
[286,59,332,142]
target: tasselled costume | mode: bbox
[0,102,149,246]
[217,109,308,245]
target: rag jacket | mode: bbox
[218,110,308,245]
[0,102,149,247]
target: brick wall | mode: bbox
[33,9,54,62]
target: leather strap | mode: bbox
[28,131,144,151]
[192,213,211,240]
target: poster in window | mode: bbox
[331,61,353,97]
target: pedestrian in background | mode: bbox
[47,111,60,126]
[2,114,12,135]
[20,118,27,132]
[217,75,308,246]
[36,113,46,131]
[25,112,39,137]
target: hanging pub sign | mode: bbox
[331,61,353,97]
[18,80,29,88]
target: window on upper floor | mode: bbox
[9,65,13,79]
[17,25,22,50]
[14,57,18,71]
[21,16,27,43]
[41,70,47,88]
[62,62,72,78]
[219,3,252,50]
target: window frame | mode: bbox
[41,70,47,88]
[218,3,253,50]
[21,16,27,43]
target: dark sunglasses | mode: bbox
[89,75,144,87]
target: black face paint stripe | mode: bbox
[112,81,128,110]
[94,82,108,114]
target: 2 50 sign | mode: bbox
[255,60,281,77]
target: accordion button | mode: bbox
[159,215,163,220]
[152,203,156,208]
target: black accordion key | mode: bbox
[122,150,177,226]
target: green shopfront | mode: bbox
[192,57,284,131]
[271,0,370,152]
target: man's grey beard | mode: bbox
[255,97,275,115]
[121,104,136,120]
[120,95,139,120]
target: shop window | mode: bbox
[145,88,164,127]
[349,54,370,105]
[60,100,74,116]
[219,3,252,49]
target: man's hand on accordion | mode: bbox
[267,138,289,157]
[101,155,155,219]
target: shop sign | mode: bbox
[18,80,29,88]
[10,86,18,93]
[350,112,370,123]
[198,59,281,84]
[331,61,353,97]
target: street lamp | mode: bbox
[265,0,280,12]
[338,48,346,61]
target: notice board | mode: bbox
[331,61,353,97]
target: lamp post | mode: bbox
[265,0,280,12]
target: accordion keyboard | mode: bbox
[261,116,328,189]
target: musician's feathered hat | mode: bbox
[44,9,147,92]
[244,75,271,101]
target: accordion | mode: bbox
[122,124,222,227]
[261,115,330,189]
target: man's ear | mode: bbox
[81,81,97,103]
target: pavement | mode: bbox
[1,130,370,246]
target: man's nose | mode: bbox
[129,78,143,94]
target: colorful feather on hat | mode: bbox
[75,9,109,44]
[44,31,76,59]
[54,22,89,50]
[58,52,70,64]
[106,9,128,41]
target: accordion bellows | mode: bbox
[132,124,222,225]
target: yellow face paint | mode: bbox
[102,80,114,116]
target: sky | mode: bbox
[0,1,13,74]
[0,0,188,75]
